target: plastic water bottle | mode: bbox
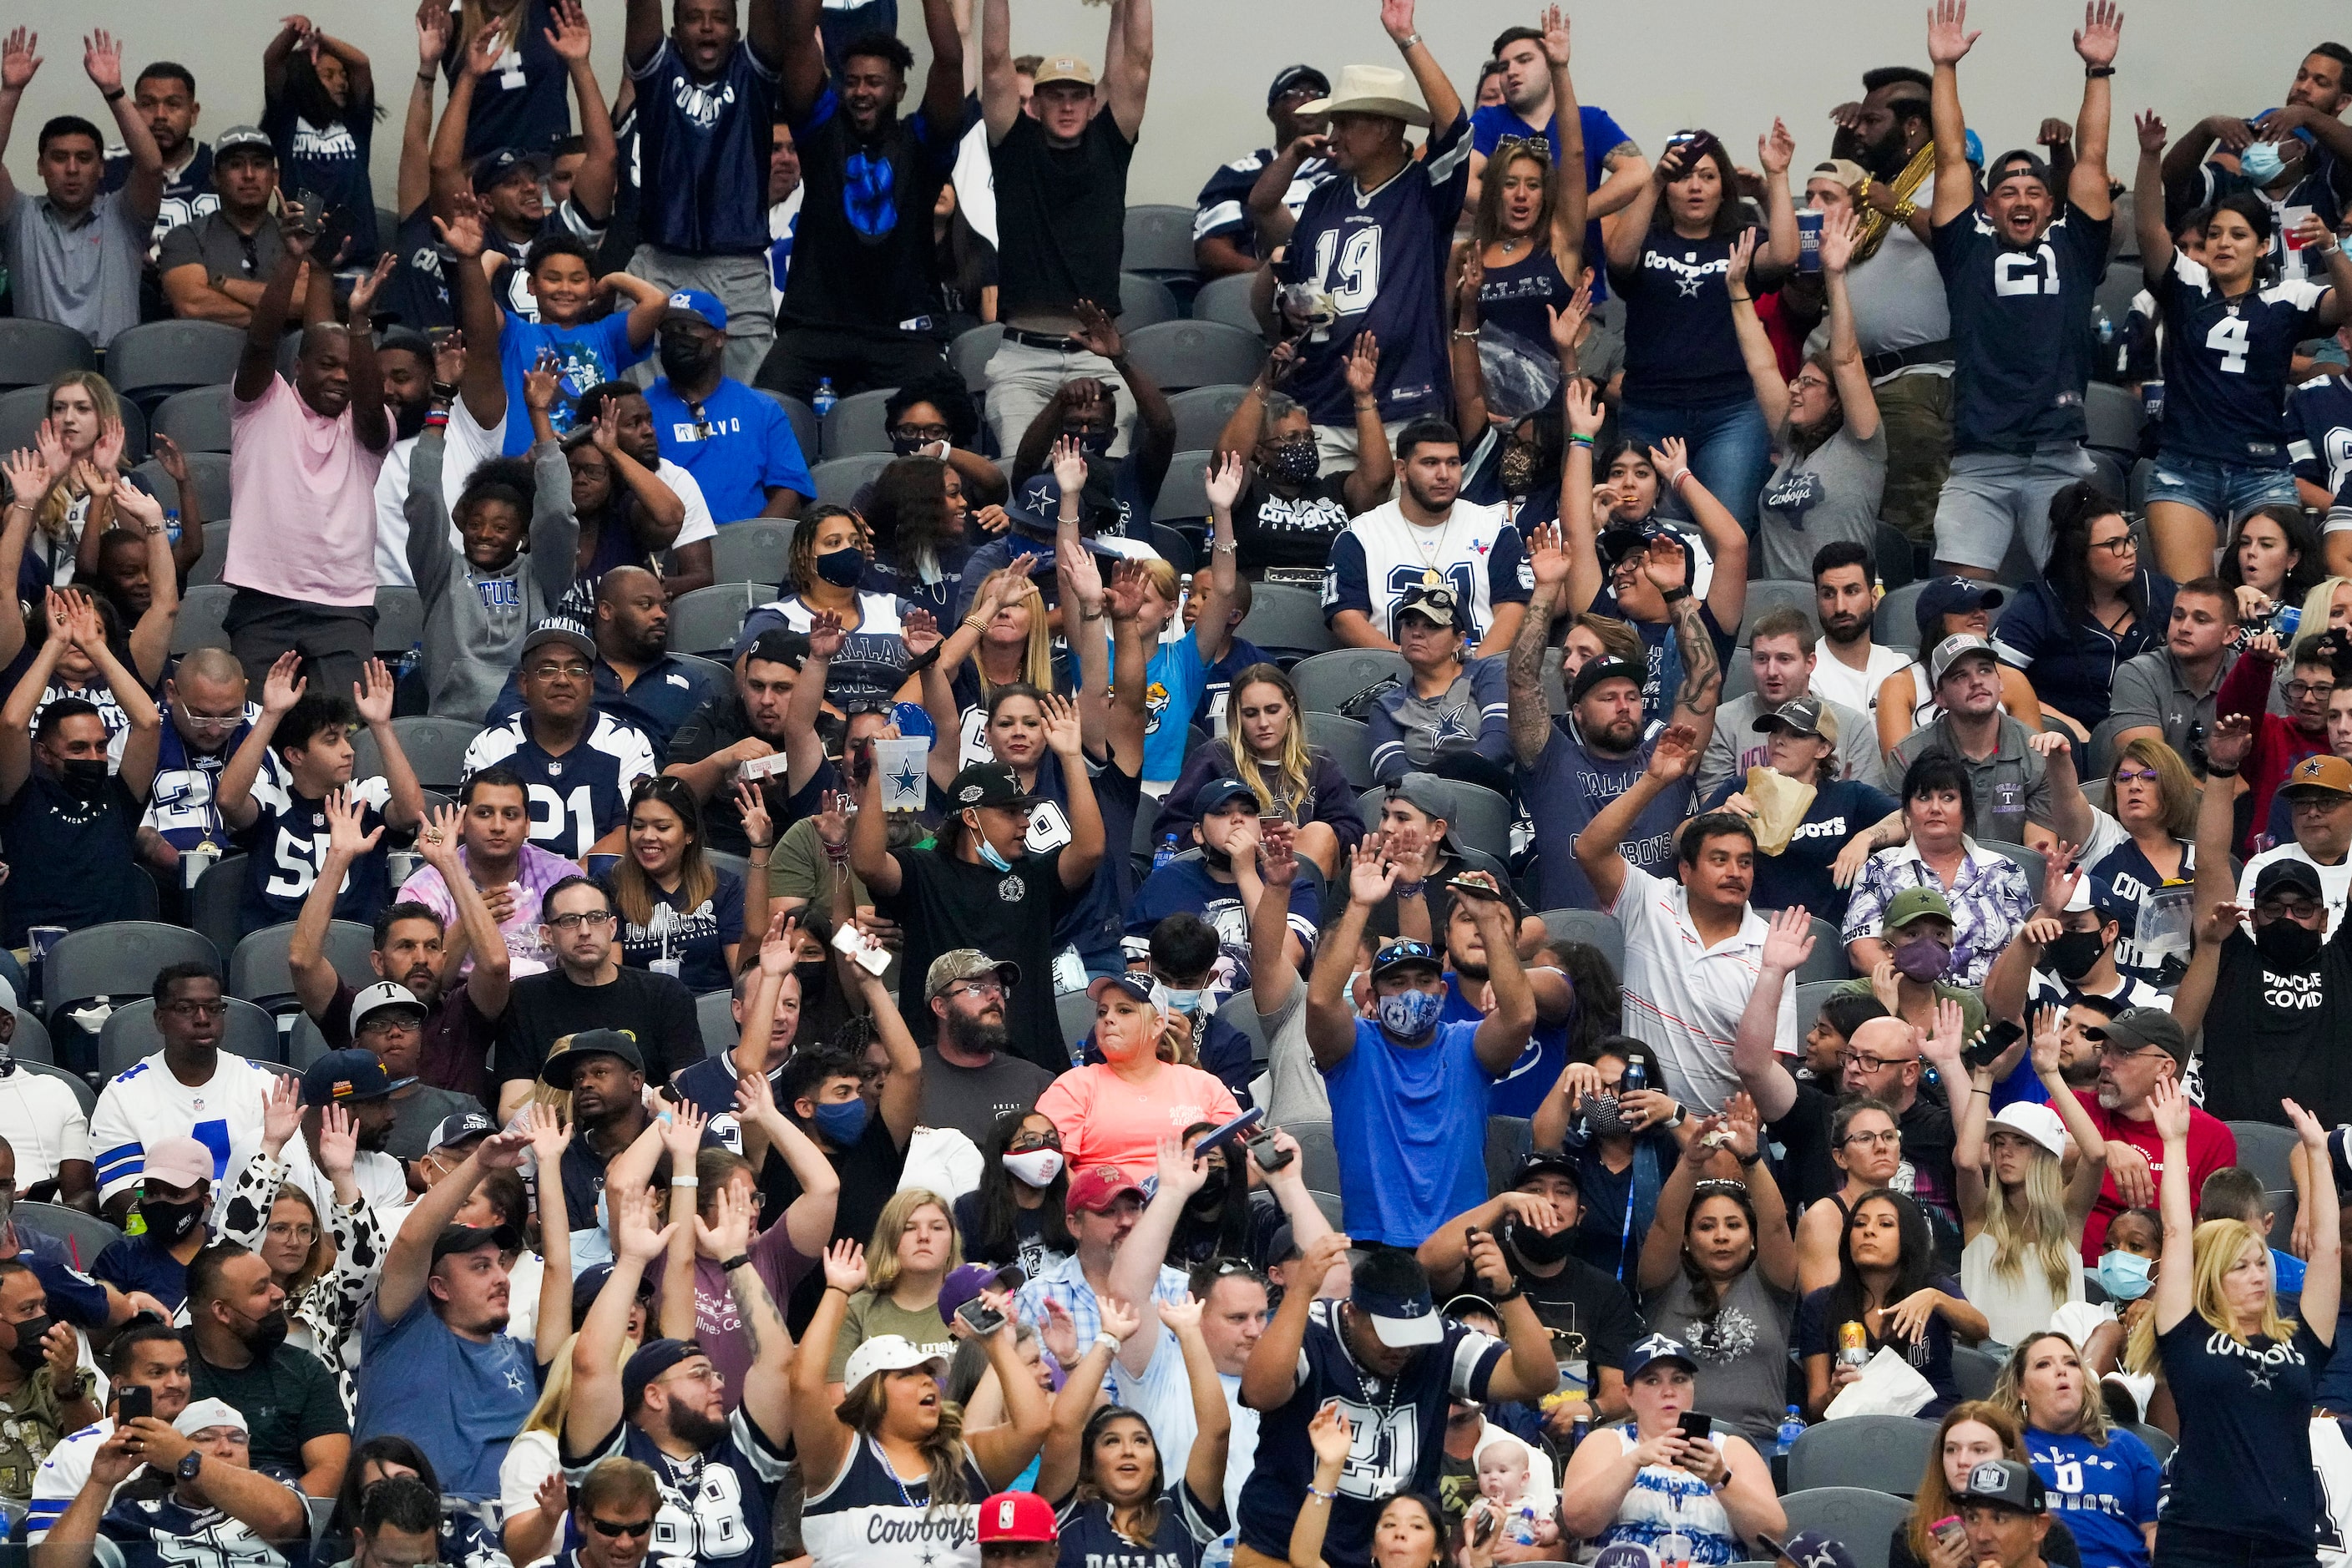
[1201,1533,1235,1568]
[1775,1405,1806,1458]
[1507,1507,1539,1547]
[396,640,423,685]
[2092,304,2116,348]
[812,377,839,419]
[1152,832,1181,871]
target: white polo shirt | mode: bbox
[1605,862,1796,1114]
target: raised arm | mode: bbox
[789,1242,867,1489]
[624,0,662,68]
[979,0,1017,144]
[2150,1077,2196,1333]
[1756,118,1800,272]
[547,0,616,223]
[1539,8,1586,268]
[111,481,180,688]
[521,1105,574,1368]
[234,222,316,402]
[84,32,161,221]
[1102,0,1149,140]
[288,789,383,1020]
[1461,881,1534,1074]
[847,747,903,897]
[1508,521,1570,770]
[2068,2,2122,221]
[2289,1098,2342,1342]
[1576,723,1699,912]
[568,1183,674,1455]
[1249,825,1307,1017]
[1723,232,1789,433]
[378,1131,529,1323]
[774,0,826,117]
[1380,0,1459,137]
[397,3,447,217]
[1818,207,1879,441]
[1305,845,1391,1071]
[1730,906,1808,1121]
[0,28,39,211]
[1043,694,1105,891]
[2172,713,2248,1034]
[2133,111,2173,280]
[1927,0,1981,227]
[1244,1231,1348,1411]
[352,658,424,828]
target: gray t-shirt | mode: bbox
[155,209,286,293]
[916,1047,1058,1145]
[1643,1264,1798,1444]
[2107,648,2232,771]
[1886,713,2055,844]
[385,1083,484,1161]
[0,186,151,346]
[1758,422,1888,583]
[1836,171,1952,362]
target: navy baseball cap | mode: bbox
[1622,1332,1700,1381]
[1267,64,1330,107]
[1192,776,1258,817]
[1368,939,1443,984]
[620,1338,706,1411]
[1914,575,2005,644]
[472,147,549,193]
[301,1048,412,1107]
[1352,1268,1443,1346]
[1569,657,1645,706]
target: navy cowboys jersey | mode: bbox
[565,1407,791,1568]
[98,1479,301,1568]
[461,711,657,859]
[1277,114,1473,427]
[2289,372,2352,497]
[1933,200,2112,453]
[235,763,395,936]
[802,1437,991,1568]
[2152,253,2328,468]
[1194,149,1336,260]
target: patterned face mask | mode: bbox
[1377,987,1444,1041]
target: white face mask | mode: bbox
[1002,1148,1065,1188]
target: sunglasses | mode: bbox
[589,1518,655,1539]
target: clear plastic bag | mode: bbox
[1477,321,1562,420]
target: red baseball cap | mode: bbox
[1064,1164,1146,1216]
[978,1490,1058,1544]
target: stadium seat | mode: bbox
[19,1060,94,1118]
[950,323,1004,394]
[1484,1115,1533,1196]
[7,1009,54,1065]
[1722,660,1756,702]
[1145,524,1197,572]
[0,318,97,391]
[130,451,232,527]
[711,520,794,588]
[1167,385,1249,454]
[757,390,820,463]
[1537,908,1623,978]
[2083,381,2144,459]
[698,990,737,1059]
[1873,581,1930,646]
[1303,712,1373,790]
[1191,274,1267,338]
[230,920,375,1012]
[16,1202,120,1272]
[1736,579,1821,645]
[821,387,896,458]
[1290,648,1407,716]
[1788,1415,1936,1495]
[1798,918,1852,984]
[1125,321,1263,392]
[1977,840,2048,900]
[43,923,220,1019]
[1793,979,1848,1031]
[1058,990,1095,1055]
[375,586,426,656]
[669,582,762,656]
[106,321,247,412]
[1778,1490,1912,1568]
[1121,205,1200,276]
[1236,584,1336,660]
[172,584,235,655]
[189,853,250,959]
[1154,451,1212,524]
[187,523,232,588]
[812,453,892,508]
[0,386,146,459]
[99,995,279,1078]
[1118,273,1181,331]
[152,385,233,453]
[1287,1119,1341,1191]
[354,716,486,794]
[2227,1120,2298,1194]
[288,1014,334,1070]
[1874,521,1921,590]
[1950,1343,2001,1401]
[669,652,733,690]
[1358,781,1514,863]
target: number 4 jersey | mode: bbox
[2152,252,2330,469]
[1277,111,1474,427]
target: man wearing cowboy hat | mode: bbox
[1252,0,1469,472]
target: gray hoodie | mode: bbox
[407,431,579,721]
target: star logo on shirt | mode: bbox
[1431,701,1474,746]
[506,1369,528,1393]
[2248,1363,2276,1392]
[1676,271,1707,296]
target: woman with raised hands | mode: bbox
[1288,1406,1450,1568]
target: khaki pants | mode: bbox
[1875,369,1953,546]
[1313,417,1410,480]
[983,336,1136,456]
[626,245,774,384]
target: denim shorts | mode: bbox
[2145,454,2299,520]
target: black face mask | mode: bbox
[2256,918,2324,968]
[1502,1213,1573,1266]
[2042,929,2108,982]
[657,333,720,383]
[1186,1168,1230,1214]
[793,960,830,994]
[392,397,432,441]
[137,1195,205,1246]
[5,1312,52,1373]
[59,757,108,793]
[233,1303,290,1357]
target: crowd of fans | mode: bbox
[6,2,2352,1568]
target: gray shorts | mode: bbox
[1931,444,2097,572]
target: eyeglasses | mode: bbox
[588,1519,655,1540]
[890,422,953,444]
[548,910,616,931]
[2256,898,2324,921]
[2289,681,2338,701]
[948,979,1006,1001]
[180,711,242,732]
[2092,1039,2167,1062]
[2112,767,2160,785]
[527,661,593,680]
[1836,1049,1915,1074]
[1839,1129,1903,1149]
[2087,535,2137,558]
[162,1000,228,1019]
[1009,1132,1061,1152]
[266,1220,318,1244]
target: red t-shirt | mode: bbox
[2218,650,2328,855]
[2074,1090,2238,1260]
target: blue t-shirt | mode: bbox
[645,377,816,523]
[1701,774,1899,925]
[1322,1016,1494,1247]
[2152,253,2329,469]
[2025,1427,2161,1568]
[619,868,746,994]
[353,1295,540,1500]
[498,306,648,454]
[90,1235,190,1315]
[629,39,776,255]
[1934,200,2112,453]
[1471,103,1631,302]
[1143,630,1212,784]
[1438,972,1565,1122]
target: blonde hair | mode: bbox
[1989,1330,2112,1445]
[2188,1216,2296,1344]
[38,371,120,541]
[981,578,1057,696]
[2300,575,2352,637]
[268,1184,332,1297]
[1226,663,1316,821]
[862,1187,962,1295]
[1976,1136,2077,1302]
[1905,1403,2026,1563]
[522,1332,634,1439]
[834,1371,972,1513]
[2110,737,2198,838]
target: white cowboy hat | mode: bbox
[1298,63,1430,129]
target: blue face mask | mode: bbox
[815,546,866,589]
[2239,140,2288,184]
[1165,987,1204,1015]
[1377,987,1445,1041]
[2096,1249,2154,1302]
[811,1096,871,1146]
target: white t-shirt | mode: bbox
[498,1426,564,1568]
[1835,171,1953,372]
[372,397,510,588]
[89,1051,276,1204]
[0,1067,92,1190]
[2239,841,2352,937]
[1606,862,1797,1114]
[657,457,718,549]
[1328,498,1525,645]
[1809,640,1912,717]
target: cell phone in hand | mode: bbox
[1195,1105,1265,1156]
[116,1384,152,1425]
[955,1295,1006,1337]
[1677,1411,1713,1441]
[1246,1129,1292,1174]
[1963,1019,2023,1071]
[292,189,326,235]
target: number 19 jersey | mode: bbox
[1277,113,1473,427]
[2153,251,2330,469]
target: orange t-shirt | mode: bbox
[1032,1064,1244,1180]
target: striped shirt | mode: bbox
[89,1051,276,1203]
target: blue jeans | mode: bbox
[2145,453,2299,520]
[1618,392,1774,533]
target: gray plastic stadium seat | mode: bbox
[1286,1120,1340,1191]
[2227,1120,2299,1194]
[1737,579,1822,645]
[1978,840,2048,900]
[698,990,737,1058]
[2084,380,2145,458]
[1153,451,1212,523]
[289,1014,332,1070]
[950,324,1004,393]
[1793,979,1849,1033]
[821,387,896,458]
[130,452,232,527]
[375,586,426,655]
[812,453,892,507]
[43,922,220,1017]
[1121,205,1200,276]
[1722,660,1756,703]
[1798,917,1852,983]
[230,921,375,1009]
[153,386,232,453]
[15,1201,120,1271]
[100,996,279,1077]
[1874,521,1920,590]
[1058,991,1095,1055]
[0,387,145,459]
[1537,908,1624,975]
[1235,584,1335,660]
[0,319,97,390]
[186,523,231,588]
[190,853,249,959]
[353,717,483,794]
[668,583,761,656]
[173,584,235,654]
[1304,712,1373,790]
[1873,581,1930,646]
[1778,1489,1913,1568]
[1788,1414,1937,1495]
[711,520,794,587]
[1485,1116,1533,1196]
[106,321,246,410]
[8,1009,54,1065]
[1117,274,1180,330]
[1125,321,1262,392]
[758,390,820,464]
[1290,649,1408,717]
[1358,781,1514,862]
[1950,1343,2001,1402]
[1167,385,1250,453]
[1191,275,1267,338]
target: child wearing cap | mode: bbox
[482,225,670,454]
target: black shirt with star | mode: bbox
[874,842,1082,1075]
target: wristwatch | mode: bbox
[178,1449,203,1482]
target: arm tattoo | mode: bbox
[1603,139,1641,168]
[1508,583,1559,766]
[726,1263,772,1361]
[1667,594,1722,718]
